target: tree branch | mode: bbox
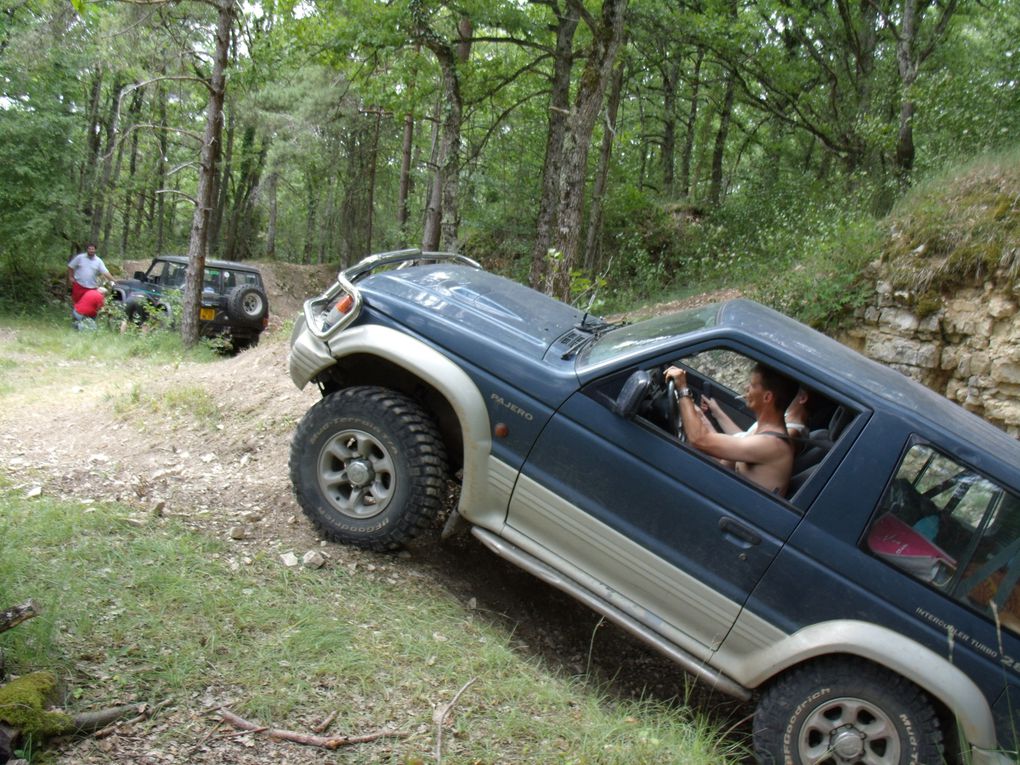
[433,678,476,765]
[216,708,408,750]
[0,600,39,633]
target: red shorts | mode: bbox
[71,282,91,303]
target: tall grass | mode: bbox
[0,491,748,763]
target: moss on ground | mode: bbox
[0,672,73,737]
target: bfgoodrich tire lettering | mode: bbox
[753,657,943,765]
[289,386,448,551]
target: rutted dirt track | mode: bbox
[0,268,750,763]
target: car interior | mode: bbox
[607,348,854,500]
[868,444,1020,634]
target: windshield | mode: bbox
[578,304,720,368]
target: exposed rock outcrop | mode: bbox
[842,276,1020,436]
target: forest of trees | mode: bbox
[2,0,1018,311]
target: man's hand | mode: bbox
[664,366,687,388]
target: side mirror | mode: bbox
[614,369,651,418]
[134,271,146,280]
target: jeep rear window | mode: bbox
[866,442,1020,636]
[579,306,718,367]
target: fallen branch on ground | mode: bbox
[0,600,39,634]
[216,708,407,750]
[310,710,337,734]
[433,677,477,765]
[92,699,172,738]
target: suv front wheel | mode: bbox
[290,386,448,551]
[753,657,943,765]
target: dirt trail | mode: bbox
[0,274,750,763]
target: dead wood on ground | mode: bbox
[216,708,408,750]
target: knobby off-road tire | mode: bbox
[290,386,448,551]
[226,284,268,325]
[753,657,943,765]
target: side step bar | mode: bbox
[470,526,752,702]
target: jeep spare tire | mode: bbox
[289,386,448,551]
[226,284,268,325]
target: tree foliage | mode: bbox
[0,0,1014,310]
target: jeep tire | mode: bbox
[226,284,268,325]
[753,657,943,765]
[289,386,448,551]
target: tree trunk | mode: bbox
[397,45,420,243]
[91,76,125,244]
[708,73,734,208]
[679,49,703,198]
[660,59,679,197]
[583,58,625,273]
[414,6,466,251]
[265,171,277,259]
[181,0,232,347]
[78,68,104,246]
[398,112,415,240]
[894,0,919,184]
[120,89,144,256]
[549,0,629,300]
[433,51,462,250]
[209,100,235,256]
[528,0,579,291]
[365,109,382,253]
[155,83,168,252]
[422,100,442,250]
[304,174,318,264]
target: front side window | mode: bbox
[162,262,187,288]
[866,443,1020,635]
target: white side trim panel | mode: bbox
[506,473,742,657]
[716,616,1001,751]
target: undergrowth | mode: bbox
[881,148,1020,299]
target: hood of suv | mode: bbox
[359,264,586,361]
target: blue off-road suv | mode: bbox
[288,250,1019,765]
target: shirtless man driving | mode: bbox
[665,363,798,495]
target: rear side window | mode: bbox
[236,272,261,288]
[866,443,1020,636]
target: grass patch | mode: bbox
[0,314,220,365]
[0,491,748,763]
[882,148,1020,297]
[111,382,220,429]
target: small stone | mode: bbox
[280,552,299,567]
[200,453,216,463]
[150,499,166,517]
[302,550,326,569]
[467,597,477,610]
[229,526,246,540]
[287,514,298,524]
[25,485,42,498]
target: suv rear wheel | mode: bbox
[226,284,268,325]
[290,386,448,551]
[753,657,943,765]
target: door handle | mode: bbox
[718,516,762,547]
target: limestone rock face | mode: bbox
[844,277,1020,436]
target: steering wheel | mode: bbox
[666,378,685,442]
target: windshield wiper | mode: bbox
[560,321,623,360]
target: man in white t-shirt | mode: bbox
[67,244,113,303]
